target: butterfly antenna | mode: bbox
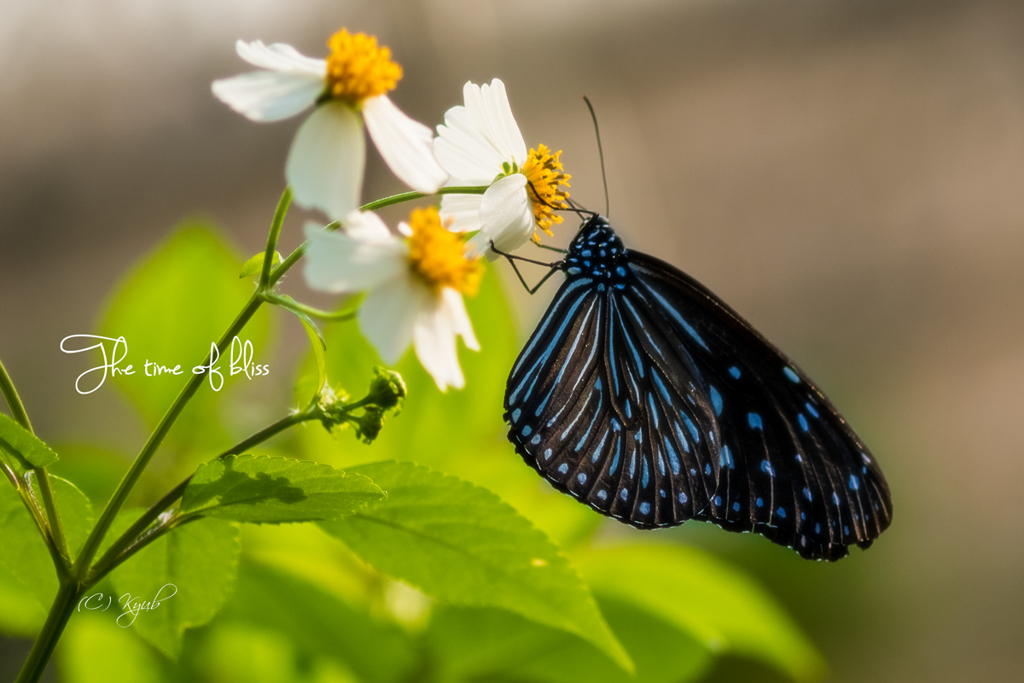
[489,241,563,295]
[583,95,609,217]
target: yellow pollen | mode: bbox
[325,29,402,105]
[522,144,571,243]
[406,208,482,295]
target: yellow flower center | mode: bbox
[325,29,402,105]
[521,145,571,243]
[407,207,482,295]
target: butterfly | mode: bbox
[503,215,892,560]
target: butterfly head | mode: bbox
[563,215,629,287]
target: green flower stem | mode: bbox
[72,294,264,578]
[359,185,487,212]
[14,582,78,683]
[0,357,34,431]
[86,406,321,586]
[266,185,489,288]
[0,357,70,568]
[260,187,292,288]
[262,292,358,322]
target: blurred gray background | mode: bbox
[2,0,1023,681]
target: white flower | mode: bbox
[213,29,448,219]
[304,208,481,391]
[433,79,571,259]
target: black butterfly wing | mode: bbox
[506,273,723,534]
[627,251,892,559]
[505,246,892,561]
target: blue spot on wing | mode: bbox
[719,446,734,468]
[710,386,723,416]
[784,367,800,383]
[729,366,741,379]
[748,413,763,430]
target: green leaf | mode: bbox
[190,623,345,683]
[220,561,418,683]
[0,476,93,609]
[0,412,58,473]
[60,613,166,683]
[180,454,384,524]
[48,443,130,507]
[108,517,240,659]
[319,461,632,673]
[575,544,827,682]
[0,562,45,635]
[99,222,269,448]
[239,250,281,279]
[298,265,602,548]
[428,598,711,683]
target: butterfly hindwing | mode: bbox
[505,216,892,560]
[628,251,892,559]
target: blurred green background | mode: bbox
[2,0,1023,681]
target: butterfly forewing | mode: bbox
[504,216,892,560]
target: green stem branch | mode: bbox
[86,407,319,586]
[260,187,292,287]
[14,582,78,683]
[261,293,358,322]
[1,358,70,566]
[73,294,264,577]
[0,358,34,431]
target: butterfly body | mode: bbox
[504,215,892,560]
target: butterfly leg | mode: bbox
[532,243,566,254]
[490,241,563,295]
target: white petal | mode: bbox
[439,194,484,233]
[342,210,393,241]
[434,105,509,182]
[286,102,365,219]
[363,95,448,193]
[433,79,527,182]
[413,294,464,391]
[360,275,429,364]
[465,174,535,259]
[212,70,323,122]
[235,40,326,76]
[465,79,527,165]
[303,221,405,294]
[441,287,479,351]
